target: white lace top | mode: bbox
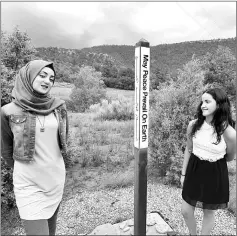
[192,120,227,162]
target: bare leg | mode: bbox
[181,200,197,235]
[22,219,49,235]
[201,209,215,235]
[48,204,60,235]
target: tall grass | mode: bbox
[67,112,134,169]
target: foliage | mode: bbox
[89,95,134,121]
[1,27,36,106]
[1,64,16,106]
[149,57,205,185]
[70,66,107,112]
[1,161,16,209]
[1,26,36,71]
[64,99,76,112]
[103,76,134,90]
[36,38,235,86]
[202,46,236,103]
[150,65,169,90]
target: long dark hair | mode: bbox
[190,87,235,144]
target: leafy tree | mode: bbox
[1,64,16,106]
[149,57,205,185]
[1,27,36,106]
[202,46,236,102]
[1,26,36,70]
[150,66,169,90]
[70,66,107,112]
[110,66,119,78]
[118,67,134,78]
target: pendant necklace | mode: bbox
[36,115,45,132]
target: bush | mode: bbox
[1,64,16,106]
[64,99,76,112]
[103,76,134,90]
[70,66,107,112]
[1,161,16,209]
[89,95,134,121]
[70,87,107,113]
[149,57,205,186]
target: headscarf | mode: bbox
[11,60,65,115]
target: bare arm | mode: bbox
[223,125,236,162]
[181,120,194,175]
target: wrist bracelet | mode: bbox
[181,174,185,176]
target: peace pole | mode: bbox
[134,39,150,235]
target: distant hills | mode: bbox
[35,37,236,74]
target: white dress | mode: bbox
[13,112,66,220]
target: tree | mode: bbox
[70,66,107,112]
[149,57,205,185]
[1,64,16,106]
[118,67,134,78]
[1,27,36,106]
[202,46,236,102]
[2,26,36,70]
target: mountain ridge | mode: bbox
[35,37,236,74]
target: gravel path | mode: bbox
[11,182,236,235]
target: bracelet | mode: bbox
[181,174,186,176]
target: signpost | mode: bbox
[134,39,150,235]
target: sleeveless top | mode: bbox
[192,120,227,162]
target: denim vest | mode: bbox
[1,102,69,166]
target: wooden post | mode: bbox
[134,39,150,236]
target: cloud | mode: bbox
[194,3,236,31]
[1,2,96,49]
[1,2,236,49]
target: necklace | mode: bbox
[36,115,45,132]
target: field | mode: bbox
[51,84,134,102]
[38,83,237,216]
[1,84,236,235]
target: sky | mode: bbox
[1,2,236,49]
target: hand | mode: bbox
[180,175,185,188]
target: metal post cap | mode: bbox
[135,39,150,47]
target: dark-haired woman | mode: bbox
[1,60,69,235]
[180,87,236,235]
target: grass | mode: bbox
[50,83,72,100]
[106,87,134,101]
[51,83,134,102]
[1,84,236,234]
[67,112,134,169]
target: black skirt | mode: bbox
[182,153,229,210]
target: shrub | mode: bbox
[103,76,134,90]
[70,87,107,113]
[1,161,16,209]
[1,64,15,106]
[70,66,107,112]
[149,57,205,186]
[90,95,134,121]
[64,99,76,112]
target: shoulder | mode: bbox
[223,125,236,143]
[187,119,197,130]
[1,102,22,115]
[189,119,197,126]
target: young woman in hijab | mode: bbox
[1,60,69,235]
[180,87,236,235]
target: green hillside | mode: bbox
[35,37,236,74]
